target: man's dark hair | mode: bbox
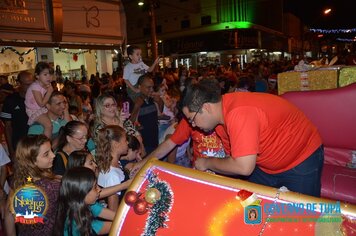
[182,78,221,112]
[137,73,152,86]
[17,71,32,83]
[48,91,64,104]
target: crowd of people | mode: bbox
[0,45,324,235]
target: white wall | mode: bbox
[96,50,113,75]
[0,47,36,74]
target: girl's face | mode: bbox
[84,154,97,173]
[126,148,141,162]
[101,98,118,119]
[36,68,52,87]
[129,49,142,64]
[84,181,101,205]
[67,125,88,151]
[35,141,55,169]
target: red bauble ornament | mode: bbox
[124,191,138,206]
[73,53,78,61]
[133,199,148,215]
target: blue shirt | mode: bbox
[28,117,67,139]
[64,202,104,236]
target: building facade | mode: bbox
[123,0,293,68]
[0,0,126,77]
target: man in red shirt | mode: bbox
[182,79,324,197]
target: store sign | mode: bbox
[0,0,48,30]
[62,0,125,44]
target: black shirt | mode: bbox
[138,98,158,153]
[0,92,28,150]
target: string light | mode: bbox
[309,28,356,34]
[336,38,356,42]
[0,47,35,56]
[55,48,89,55]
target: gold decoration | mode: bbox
[145,188,161,204]
[314,214,343,236]
[339,67,356,87]
[278,69,338,95]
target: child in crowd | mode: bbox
[120,135,142,179]
[55,167,115,236]
[80,91,94,123]
[123,45,161,100]
[96,125,129,211]
[5,135,60,235]
[25,62,54,138]
[158,87,180,143]
[68,150,131,199]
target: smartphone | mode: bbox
[122,101,130,119]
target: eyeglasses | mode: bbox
[70,135,88,142]
[103,103,117,109]
[188,106,202,125]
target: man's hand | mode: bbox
[194,158,209,171]
[134,96,145,108]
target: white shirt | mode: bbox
[0,144,10,194]
[123,61,149,86]
[98,166,125,195]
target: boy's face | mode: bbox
[126,149,141,161]
[129,49,142,64]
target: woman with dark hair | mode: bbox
[55,167,115,236]
[68,150,131,200]
[53,120,88,175]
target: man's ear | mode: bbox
[202,103,212,113]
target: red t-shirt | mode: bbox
[217,92,322,174]
[171,118,226,163]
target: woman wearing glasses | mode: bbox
[92,93,144,156]
[52,120,88,175]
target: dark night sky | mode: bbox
[283,0,356,29]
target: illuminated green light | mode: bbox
[209,21,253,31]
[233,21,252,28]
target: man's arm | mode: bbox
[147,138,177,160]
[129,138,177,178]
[129,96,144,123]
[194,154,257,176]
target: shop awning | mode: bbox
[0,0,126,49]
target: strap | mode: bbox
[57,151,67,167]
